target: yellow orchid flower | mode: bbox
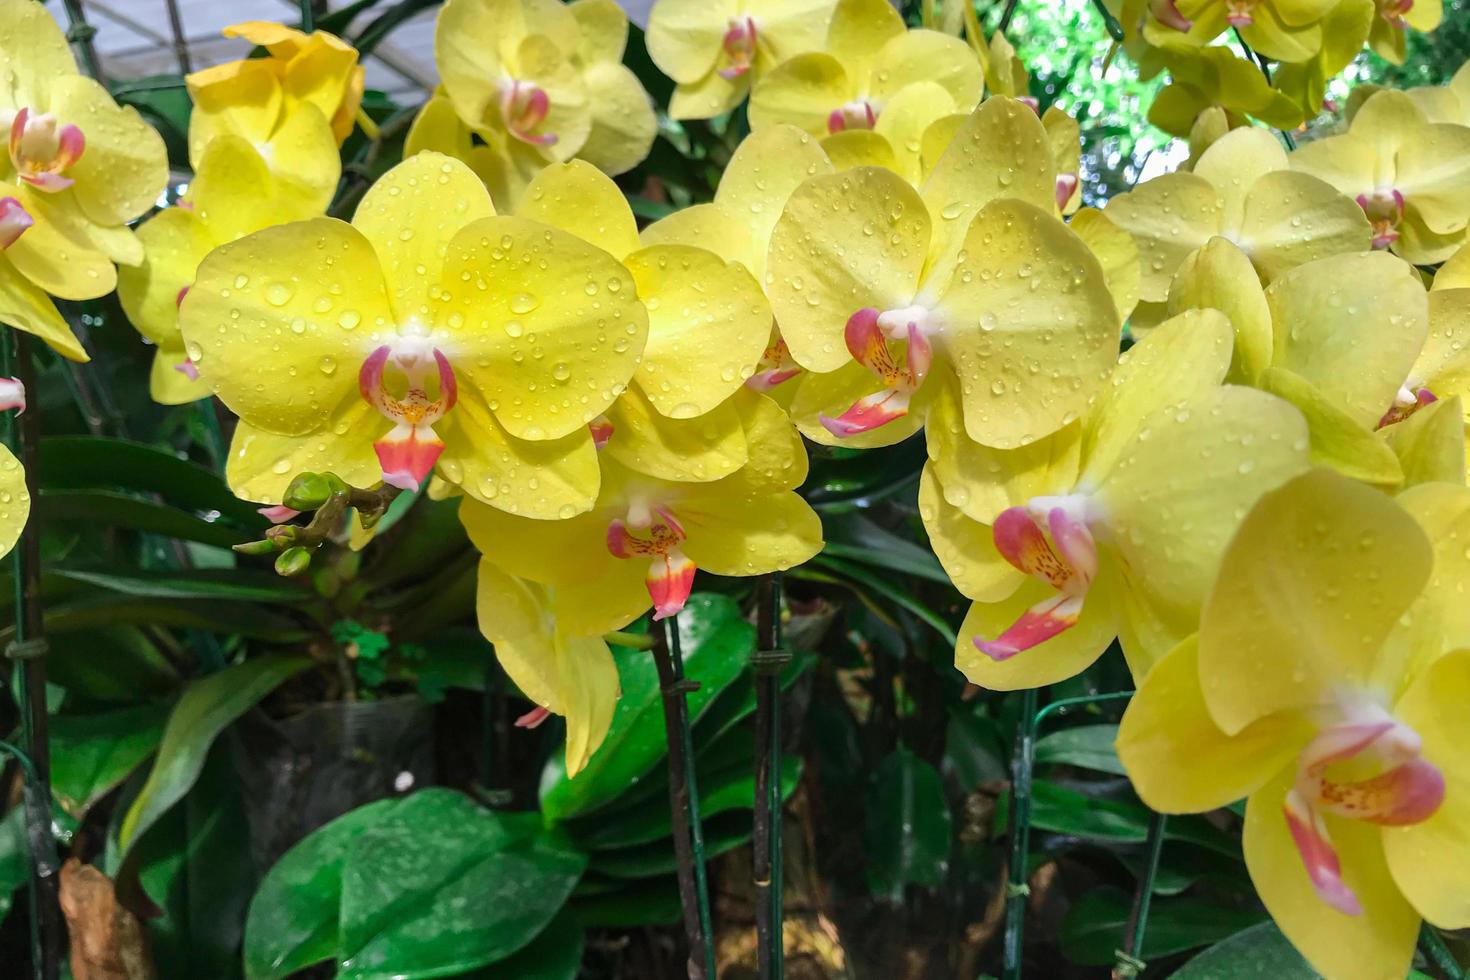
[972,27,1032,107]
[1106,126,1369,304]
[512,160,773,480]
[0,0,166,297]
[643,124,838,397]
[1405,61,1470,128]
[209,21,368,144]
[0,437,29,561]
[475,559,618,777]
[1435,240,1470,291]
[185,25,347,215]
[925,308,1310,690]
[179,152,648,518]
[460,390,820,625]
[1368,0,1441,65]
[647,0,836,120]
[766,97,1120,451]
[1142,0,1338,64]
[1290,90,1470,265]
[566,0,658,177]
[404,92,548,211]
[1117,469,1470,980]
[1168,243,1429,487]
[747,0,981,140]
[120,136,330,406]
[1271,0,1373,119]
[1147,47,1305,139]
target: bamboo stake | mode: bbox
[753,573,790,979]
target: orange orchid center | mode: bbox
[498,79,557,147]
[747,333,802,392]
[1150,0,1194,31]
[7,108,85,193]
[0,196,34,249]
[1284,703,1444,915]
[820,306,933,438]
[358,340,458,492]
[1355,188,1404,250]
[719,16,758,80]
[1225,0,1258,26]
[974,496,1099,661]
[606,503,696,621]
[1378,383,1436,428]
[827,99,878,134]
[1378,0,1413,27]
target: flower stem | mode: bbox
[753,573,789,980]
[2,331,61,980]
[651,614,716,979]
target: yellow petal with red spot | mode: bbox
[766,166,930,373]
[956,568,1120,691]
[181,218,392,436]
[626,244,770,418]
[46,75,167,227]
[1265,252,1428,431]
[1243,769,1421,980]
[786,358,926,449]
[1382,396,1465,488]
[354,152,495,320]
[1382,648,1470,928]
[436,214,647,442]
[437,393,600,519]
[1117,635,1310,813]
[937,199,1119,450]
[1199,469,1432,735]
[603,386,748,483]
[645,0,738,83]
[918,465,1025,603]
[148,346,210,406]
[1080,308,1233,488]
[226,402,380,505]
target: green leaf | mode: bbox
[38,437,265,529]
[243,798,400,980]
[1171,920,1321,978]
[119,656,313,856]
[136,746,254,980]
[570,876,681,928]
[0,806,27,920]
[49,704,168,816]
[464,912,583,980]
[51,567,312,604]
[41,490,250,548]
[539,594,753,822]
[1060,886,1266,967]
[34,595,313,644]
[865,749,952,901]
[822,512,952,584]
[945,709,1008,789]
[338,792,586,979]
[806,554,958,647]
[45,627,181,702]
[1014,781,1238,855]
[1034,724,1127,776]
[570,755,802,850]
[246,790,587,980]
[586,810,752,879]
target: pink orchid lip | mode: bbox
[747,336,802,392]
[0,378,26,415]
[607,506,696,620]
[359,343,458,492]
[9,107,85,193]
[973,498,1097,661]
[819,306,933,438]
[173,358,201,382]
[1284,705,1445,914]
[1377,385,1436,428]
[1380,0,1413,26]
[499,79,557,147]
[1150,0,1194,31]
[589,415,614,450]
[1054,174,1080,212]
[718,16,757,81]
[1355,188,1405,251]
[0,197,34,249]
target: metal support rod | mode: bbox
[998,0,1022,32]
[1001,686,1040,980]
[4,332,60,980]
[57,0,107,85]
[651,615,715,979]
[754,573,790,980]
[1114,811,1168,979]
[1420,924,1466,980]
[162,0,192,73]
[298,0,316,33]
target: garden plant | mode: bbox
[0,0,1469,977]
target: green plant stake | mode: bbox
[1114,811,1168,979]
[652,613,717,979]
[3,332,60,980]
[0,739,43,980]
[754,573,790,980]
